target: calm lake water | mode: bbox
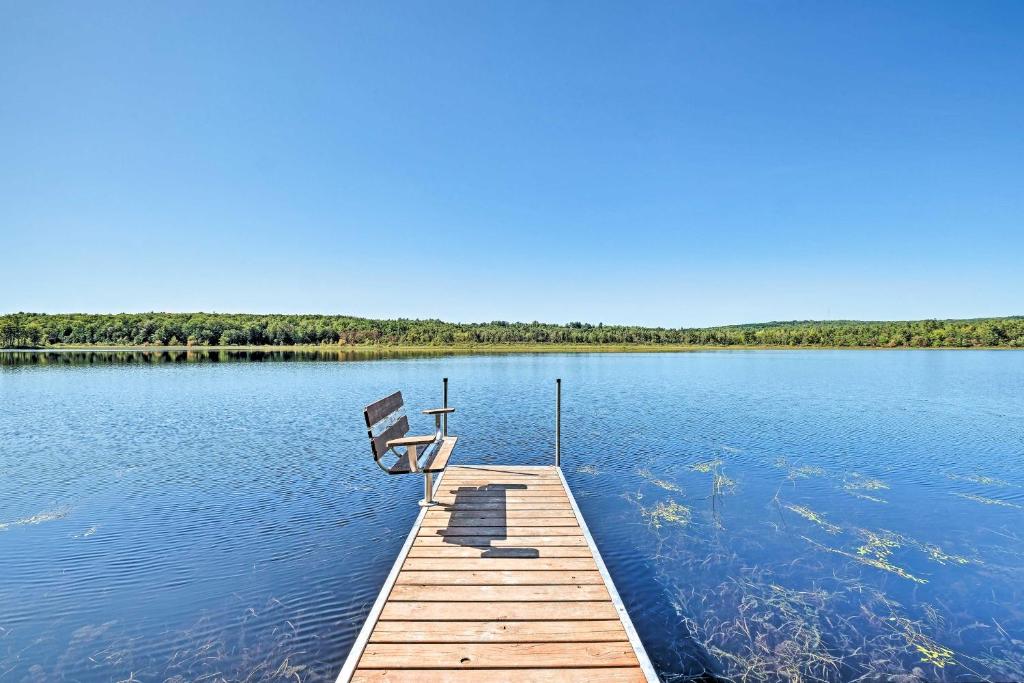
[2,350,1023,682]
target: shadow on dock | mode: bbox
[440,483,539,559]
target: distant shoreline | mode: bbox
[3,313,1022,349]
[2,343,1018,353]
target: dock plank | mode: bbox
[403,558,598,571]
[368,620,628,643]
[396,570,606,585]
[352,668,646,682]
[406,546,593,558]
[387,584,610,602]
[358,642,639,669]
[338,465,653,682]
[380,601,620,621]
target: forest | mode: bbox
[1,313,1022,349]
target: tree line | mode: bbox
[1,312,1023,349]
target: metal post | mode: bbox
[442,377,449,437]
[421,471,434,506]
[555,378,561,467]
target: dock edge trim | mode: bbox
[557,466,661,682]
[334,468,448,683]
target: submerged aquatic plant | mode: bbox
[690,458,736,499]
[785,504,841,534]
[643,500,691,528]
[713,472,736,496]
[947,473,1015,487]
[888,614,957,668]
[846,490,888,503]
[637,467,682,492]
[922,544,971,566]
[803,535,927,584]
[843,474,889,492]
[690,458,724,473]
[953,492,1023,509]
[2,507,70,528]
[672,567,976,683]
[774,457,826,480]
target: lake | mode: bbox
[1,349,1023,681]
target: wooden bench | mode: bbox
[364,390,457,506]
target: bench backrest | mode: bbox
[364,391,409,459]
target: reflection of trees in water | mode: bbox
[0,348,457,367]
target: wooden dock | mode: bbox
[338,465,657,682]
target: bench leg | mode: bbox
[418,471,436,507]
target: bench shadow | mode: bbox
[440,483,539,559]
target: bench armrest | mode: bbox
[422,407,455,415]
[387,434,436,448]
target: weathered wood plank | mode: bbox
[352,668,646,682]
[379,601,620,621]
[386,584,610,602]
[413,535,588,546]
[426,508,577,518]
[364,391,403,427]
[440,480,562,485]
[354,671,638,679]
[426,509,576,519]
[446,466,556,474]
[358,642,639,669]
[436,502,574,510]
[419,526,585,537]
[421,516,579,528]
[439,488,567,495]
[433,499,571,507]
[396,570,605,585]
[370,415,409,459]
[444,475,565,481]
[406,546,593,558]
[402,558,598,572]
[368,620,629,643]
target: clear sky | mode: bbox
[2,1,1021,327]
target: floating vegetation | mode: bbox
[643,500,691,528]
[923,544,970,566]
[844,474,889,492]
[785,504,841,534]
[713,472,736,496]
[888,613,957,668]
[690,458,736,499]
[846,490,888,503]
[803,535,927,583]
[774,457,826,480]
[856,529,902,562]
[2,507,70,528]
[690,458,723,473]
[791,465,825,479]
[637,467,682,492]
[577,464,599,475]
[947,473,1015,487]
[954,492,1023,509]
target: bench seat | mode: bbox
[388,436,458,475]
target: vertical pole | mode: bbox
[423,471,434,506]
[442,377,449,437]
[555,378,561,467]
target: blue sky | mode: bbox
[2,1,1021,327]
